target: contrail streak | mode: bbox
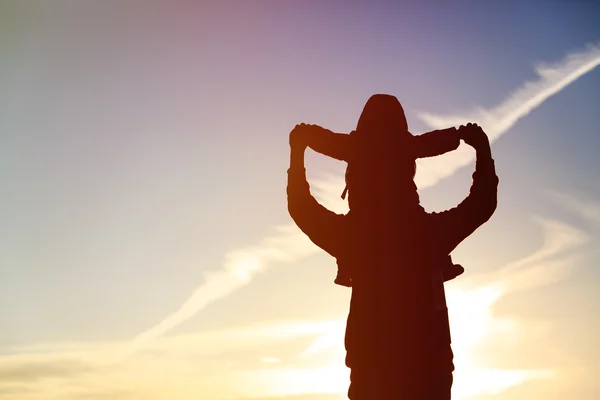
[123,225,318,357]
[415,42,600,188]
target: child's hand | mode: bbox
[458,123,490,150]
[290,123,326,149]
[289,123,310,149]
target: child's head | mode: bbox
[356,94,410,138]
[345,94,418,212]
[336,94,457,213]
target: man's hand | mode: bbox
[458,123,490,151]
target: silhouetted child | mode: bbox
[297,107,464,287]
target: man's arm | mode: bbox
[287,125,344,257]
[430,124,499,255]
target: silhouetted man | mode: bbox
[286,96,498,399]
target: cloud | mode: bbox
[124,226,319,357]
[547,190,600,226]
[0,320,345,400]
[447,216,588,399]
[494,217,589,292]
[0,358,92,382]
[419,42,600,137]
[414,42,600,188]
[128,43,600,355]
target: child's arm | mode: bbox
[411,127,461,159]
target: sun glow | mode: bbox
[262,284,551,400]
[446,286,554,398]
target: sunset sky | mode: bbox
[1,2,599,399]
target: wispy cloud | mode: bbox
[447,216,589,399]
[415,42,600,188]
[493,218,589,292]
[547,190,600,226]
[0,320,345,400]
[127,43,600,356]
[0,358,92,383]
[124,226,318,357]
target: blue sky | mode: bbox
[0,2,599,399]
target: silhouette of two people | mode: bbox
[286,94,499,399]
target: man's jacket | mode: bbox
[287,154,499,373]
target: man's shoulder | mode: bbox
[421,207,450,230]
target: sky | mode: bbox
[0,1,599,399]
